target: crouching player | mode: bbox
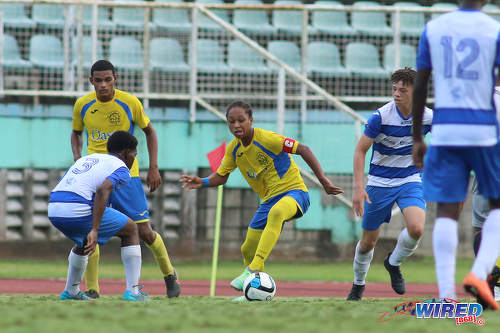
[48,131,148,301]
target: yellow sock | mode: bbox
[145,232,174,276]
[84,244,100,292]
[496,257,500,269]
[249,196,298,272]
[241,228,263,267]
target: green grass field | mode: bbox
[1,257,494,332]
[0,257,476,283]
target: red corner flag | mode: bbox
[206,142,226,173]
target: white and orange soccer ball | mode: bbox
[243,272,276,301]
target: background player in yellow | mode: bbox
[71,60,180,298]
[180,101,344,301]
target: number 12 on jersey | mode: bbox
[440,36,479,80]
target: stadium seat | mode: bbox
[71,36,104,70]
[392,2,425,37]
[81,5,114,30]
[29,35,64,70]
[150,38,190,72]
[2,35,33,70]
[1,4,35,28]
[383,43,417,72]
[228,40,270,74]
[484,4,500,21]
[345,42,388,78]
[153,0,192,34]
[430,3,458,19]
[351,1,393,36]
[32,4,65,28]
[273,0,315,35]
[195,0,230,32]
[190,39,230,73]
[233,0,276,35]
[109,37,144,72]
[307,41,349,78]
[112,0,149,31]
[311,1,356,36]
[267,41,301,71]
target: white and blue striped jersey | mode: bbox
[417,8,500,147]
[365,101,433,187]
[48,153,131,220]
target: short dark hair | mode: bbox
[226,100,253,118]
[391,67,416,86]
[91,59,115,77]
[107,131,138,154]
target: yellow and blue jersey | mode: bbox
[217,128,308,203]
[72,89,150,177]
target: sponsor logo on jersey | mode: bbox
[91,129,114,141]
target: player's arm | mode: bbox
[352,134,373,217]
[85,178,114,255]
[180,172,229,189]
[412,68,431,170]
[142,123,162,192]
[71,130,83,161]
[295,143,343,195]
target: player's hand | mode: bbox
[352,188,371,217]
[320,177,344,195]
[147,166,162,192]
[84,229,98,255]
[412,141,427,171]
[179,175,203,189]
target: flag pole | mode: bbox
[209,184,224,297]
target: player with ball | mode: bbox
[180,101,344,301]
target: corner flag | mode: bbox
[206,142,226,297]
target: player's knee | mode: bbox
[137,223,156,244]
[359,239,376,253]
[267,207,286,226]
[408,225,423,240]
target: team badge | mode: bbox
[108,112,121,125]
[257,152,268,166]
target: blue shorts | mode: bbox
[362,182,426,231]
[423,144,500,202]
[109,177,150,223]
[49,207,129,248]
[249,190,310,230]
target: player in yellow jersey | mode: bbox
[71,60,180,298]
[180,101,344,301]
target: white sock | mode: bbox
[65,250,88,295]
[471,209,500,280]
[433,217,458,299]
[389,228,420,266]
[353,241,374,285]
[121,245,142,294]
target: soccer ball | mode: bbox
[243,271,276,301]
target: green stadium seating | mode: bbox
[267,40,301,71]
[352,1,393,36]
[430,2,458,19]
[196,0,230,32]
[71,36,104,70]
[383,43,417,72]
[272,0,316,35]
[392,2,425,37]
[150,38,190,72]
[345,42,388,78]
[307,41,349,78]
[109,37,144,72]
[1,4,35,29]
[311,1,356,36]
[32,4,65,28]
[2,35,32,70]
[233,0,276,35]
[153,0,192,34]
[112,0,148,31]
[228,40,270,74]
[81,5,114,30]
[29,35,64,70]
[190,39,230,73]
[484,4,500,21]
